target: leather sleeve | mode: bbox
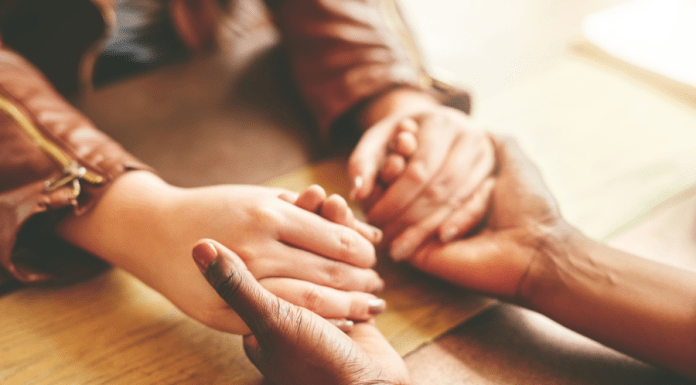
[264,0,470,145]
[0,45,151,286]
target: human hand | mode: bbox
[193,240,412,385]
[405,136,565,301]
[348,89,495,260]
[58,177,385,335]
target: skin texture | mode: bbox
[193,239,411,385]
[57,175,385,335]
[349,88,496,262]
[408,136,696,380]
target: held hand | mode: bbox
[348,89,495,261]
[407,136,564,301]
[193,241,412,385]
[58,179,385,335]
[181,184,387,333]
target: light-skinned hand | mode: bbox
[348,88,495,262]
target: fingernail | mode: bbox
[368,299,387,316]
[372,226,383,244]
[390,240,411,262]
[440,226,458,243]
[350,176,363,200]
[192,242,218,274]
[333,319,355,333]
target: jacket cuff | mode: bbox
[0,46,152,285]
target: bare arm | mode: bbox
[523,224,696,379]
[409,136,696,380]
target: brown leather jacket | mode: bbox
[0,0,468,286]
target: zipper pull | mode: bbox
[45,161,87,196]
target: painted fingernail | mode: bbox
[350,176,364,201]
[371,226,383,244]
[440,226,459,243]
[390,240,411,262]
[192,242,218,274]
[332,319,355,333]
[368,299,387,316]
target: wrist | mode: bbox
[516,220,583,310]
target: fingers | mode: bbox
[258,242,384,293]
[279,204,377,268]
[368,113,458,225]
[438,177,495,242]
[286,185,383,244]
[260,278,387,321]
[193,240,280,334]
[388,177,495,263]
[321,193,383,244]
[382,125,494,234]
[382,163,493,262]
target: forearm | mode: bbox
[524,222,696,379]
[54,171,201,295]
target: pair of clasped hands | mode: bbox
[190,88,501,383]
[166,88,495,335]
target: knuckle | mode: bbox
[248,205,284,231]
[336,227,357,259]
[300,286,324,313]
[325,261,349,289]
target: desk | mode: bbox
[4,31,696,385]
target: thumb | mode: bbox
[409,233,524,299]
[348,121,394,201]
[192,240,279,335]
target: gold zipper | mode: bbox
[0,96,104,194]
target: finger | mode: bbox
[256,242,384,293]
[353,220,383,245]
[294,184,327,213]
[367,115,458,225]
[348,120,397,201]
[320,194,383,244]
[320,194,355,228]
[382,154,493,261]
[380,154,406,184]
[393,131,417,157]
[279,205,377,268]
[260,278,387,321]
[397,117,419,133]
[439,177,495,242]
[382,127,494,234]
[193,240,285,335]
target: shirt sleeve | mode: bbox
[265,0,466,145]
